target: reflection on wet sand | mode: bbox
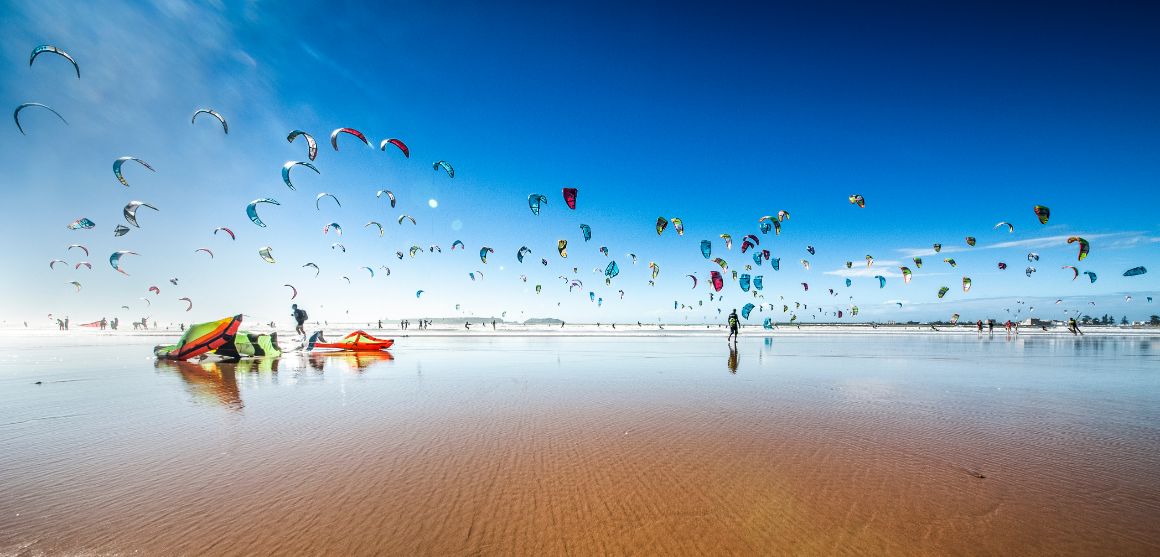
[7,335,1159,555]
[154,359,243,411]
[727,345,739,373]
[309,350,394,372]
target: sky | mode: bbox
[1,0,1158,326]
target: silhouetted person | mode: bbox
[727,309,739,343]
[292,304,308,336]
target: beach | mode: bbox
[2,331,1158,555]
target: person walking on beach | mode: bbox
[976,320,983,334]
[987,320,994,335]
[291,304,308,336]
[727,309,740,343]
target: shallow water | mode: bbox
[2,333,1158,555]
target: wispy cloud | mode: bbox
[824,260,902,277]
[895,232,1154,258]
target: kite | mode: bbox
[195,248,213,258]
[214,227,235,240]
[687,274,698,289]
[1083,271,1097,283]
[778,210,790,222]
[742,303,755,320]
[364,221,384,236]
[281,161,319,191]
[933,243,942,253]
[287,130,318,160]
[562,187,578,210]
[720,234,733,250]
[433,160,454,178]
[671,218,684,235]
[557,240,568,257]
[148,286,160,295]
[323,222,342,235]
[962,277,972,293]
[409,246,421,257]
[845,278,852,287]
[480,246,494,263]
[397,215,416,225]
[712,258,728,271]
[1028,252,1040,262]
[246,198,279,227]
[875,275,886,288]
[68,281,82,292]
[451,240,464,250]
[1123,266,1147,277]
[1026,267,1037,277]
[580,224,592,242]
[330,127,369,150]
[900,266,912,284]
[114,225,130,236]
[49,259,66,270]
[528,194,547,215]
[179,297,193,312]
[655,217,668,235]
[330,243,345,253]
[380,138,409,157]
[1067,236,1089,261]
[30,45,80,78]
[710,271,724,292]
[517,246,532,263]
[998,262,1007,270]
[604,261,620,279]
[191,109,227,133]
[944,258,957,268]
[848,194,865,208]
[303,263,320,277]
[377,189,397,208]
[801,282,809,291]
[1061,266,1079,280]
[649,262,660,279]
[753,276,763,290]
[363,266,375,278]
[67,244,89,256]
[1033,205,1050,224]
[113,157,155,188]
[807,246,816,255]
[416,290,424,298]
[599,246,609,256]
[14,103,68,135]
[740,274,751,292]
[800,259,810,270]
[937,286,949,299]
[109,251,138,275]
[700,240,712,259]
[315,192,340,210]
[865,255,874,267]
[994,221,1013,233]
[771,258,780,271]
[258,246,276,263]
[284,284,298,299]
[966,236,976,247]
[123,201,158,228]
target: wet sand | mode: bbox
[2,334,1159,555]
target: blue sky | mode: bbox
[1,0,1157,326]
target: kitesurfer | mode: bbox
[292,304,308,336]
[727,309,740,343]
[1068,317,1082,336]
